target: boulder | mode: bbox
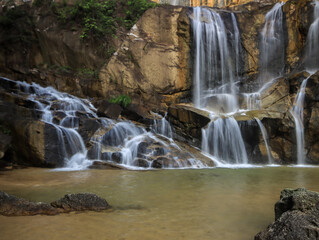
[51,193,110,212]
[0,191,58,216]
[88,160,124,170]
[255,188,319,240]
[0,191,111,216]
[96,100,123,119]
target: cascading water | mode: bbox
[304,1,319,71]
[291,1,319,165]
[16,81,97,170]
[2,78,210,170]
[192,7,241,112]
[191,7,253,165]
[202,117,248,165]
[152,113,173,138]
[258,2,285,86]
[255,118,273,164]
[290,76,310,165]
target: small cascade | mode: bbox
[255,118,273,164]
[304,1,319,71]
[16,81,96,170]
[290,76,311,165]
[201,117,248,165]
[191,8,242,112]
[152,114,173,138]
[2,78,211,170]
[258,2,285,86]
[242,92,261,110]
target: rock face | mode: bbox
[0,191,110,216]
[255,188,319,240]
[99,6,192,110]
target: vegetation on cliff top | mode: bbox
[34,0,158,40]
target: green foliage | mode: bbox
[57,0,117,40]
[124,0,157,29]
[55,0,157,40]
[109,95,132,108]
[77,68,99,78]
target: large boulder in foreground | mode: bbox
[0,191,110,216]
[255,188,319,240]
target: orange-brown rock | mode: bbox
[99,6,192,110]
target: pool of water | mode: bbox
[1,167,319,240]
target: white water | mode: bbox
[192,8,241,112]
[255,118,273,164]
[16,81,96,170]
[258,2,285,85]
[152,113,173,138]
[202,118,248,165]
[2,79,211,170]
[291,1,319,165]
[290,76,310,165]
[305,1,319,71]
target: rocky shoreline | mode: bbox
[255,188,319,240]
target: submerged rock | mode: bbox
[255,188,319,240]
[0,191,110,216]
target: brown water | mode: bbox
[0,167,319,240]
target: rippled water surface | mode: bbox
[1,167,319,240]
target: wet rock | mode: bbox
[137,142,151,158]
[0,191,58,216]
[151,157,179,168]
[52,111,67,124]
[51,193,110,212]
[88,160,125,170]
[78,119,101,144]
[255,188,319,240]
[121,104,153,124]
[167,104,210,143]
[132,158,150,168]
[11,120,65,167]
[112,152,122,163]
[0,191,111,216]
[152,147,167,156]
[96,100,123,120]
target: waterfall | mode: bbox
[202,118,248,165]
[258,2,285,86]
[291,1,319,165]
[192,8,241,112]
[290,76,311,165]
[3,78,211,169]
[255,118,273,164]
[152,114,173,138]
[19,82,96,170]
[304,1,319,71]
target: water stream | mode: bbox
[258,2,285,85]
